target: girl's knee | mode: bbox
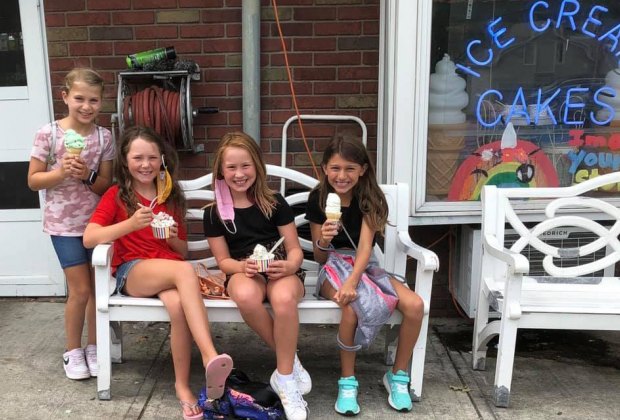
[270,292,298,315]
[341,304,357,321]
[401,292,424,321]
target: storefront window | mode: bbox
[427,0,620,202]
[0,0,26,87]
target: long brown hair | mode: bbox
[317,135,388,232]
[211,131,277,218]
[114,126,186,219]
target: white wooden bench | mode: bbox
[94,164,439,401]
[473,172,620,408]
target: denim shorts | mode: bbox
[114,259,142,295]
[50,235,93,269]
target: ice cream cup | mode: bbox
[250,255,275,272]
[66,147,84,156]
[152,225,170,239]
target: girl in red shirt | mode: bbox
[84,126,232,420]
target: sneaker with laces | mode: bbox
[84,344,98,377]
[382,369,412,412]
[335,376,360,416]
[63,348,90,380]
[293,353,312,395]
[270,370,308,420]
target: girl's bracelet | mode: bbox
[316,239,334,252]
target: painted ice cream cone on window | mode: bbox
[427,54,469,197]
[64,129,85,156]
[596,66,620,127]
[325,192,341,222]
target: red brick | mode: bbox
[46,0,85,12]
[262,96,292,110]
[183,0,223,7]
[269,52,313,67]
[338,5,379,20]
[294,7,336,21]
[201,9,241,23]
[361,81,378,94]
[203,39,241,53]
[295,96,336,109]
[133,0,177,9]
[270,111,296,124]
[226,23,242,37]
[168,39,203,54]
[363,20,379,35]
[49,58,83,71]
[227,82,243,96]
[314,82,360,94]
[114,41,158,55]
[293,38,336,51]
[338,67,377,80]
[69,42,114,56]
[67,12,110,26]
[135,26,178,39]
[204,67,242,83]
[314,52,361,66]
[180,25,225,38]
[315,22,361,36]
[294,67,336,80]
[261,38,289,53]
[270,82,312,95]
[362,51,378,66]
[270,22,313,37]
[92,56,127,70]
[87,0,130,10]
[113,11,155,25]
[191,83,226,97]
[191,55,227,67]
[46,14,66,27]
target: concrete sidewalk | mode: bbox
[1,300,619,419]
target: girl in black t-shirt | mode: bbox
[306,135,424,415]
[204,132,310,420]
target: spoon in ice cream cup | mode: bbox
[148,196,158,209]
[268,237,286,255]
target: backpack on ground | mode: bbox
[198,369,284,420]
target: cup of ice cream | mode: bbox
[151,211,174,239]
[249,244,275,272]
[325,192,341,222]
[64,129,85,156]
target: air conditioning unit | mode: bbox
[452,224,614,318]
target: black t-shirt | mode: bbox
[203,193,294,259]
[305,189,373,249]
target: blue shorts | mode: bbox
[114,259,142,295]
[50,235,93,269]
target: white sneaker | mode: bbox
[293,353,312,395]
[63,348,90,380]
[84,344,98,377]
[270,370,308,420]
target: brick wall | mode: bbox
[43,0,380,180]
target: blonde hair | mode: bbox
[62,67,104,94]
[212,131,277,218]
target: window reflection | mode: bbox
[0,0,27,87]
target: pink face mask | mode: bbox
[214,178,237,234]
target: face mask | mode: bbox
[156,155,172,204]
[214,178,237,234]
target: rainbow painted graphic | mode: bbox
[448,138,559,201]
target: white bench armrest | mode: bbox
[482,233,529,274]
[398,230,439,272]
[93,243,114,313]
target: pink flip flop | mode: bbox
[205,353,233,400]
[179,400,203,420]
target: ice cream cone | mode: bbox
[326,212,341,222]
[66,147,84,156]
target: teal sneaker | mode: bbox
[382,370,413,412]
[335,376,360,416]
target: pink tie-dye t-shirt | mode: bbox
[30,122,115,236]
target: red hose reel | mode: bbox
[116,70,217,152]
